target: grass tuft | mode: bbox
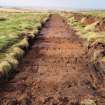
[81,99,96,105]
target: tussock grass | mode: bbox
[14,38,29,49]
[5,56,19,69]
[0,11,49,78]
[0,61,12,77]
[84,21,99,31]
[0,17,7,21]
[81,99,96,105]
[0,12,49,51]
[9,47,25,59]
[65,12,105,65]
[66,15,105,44]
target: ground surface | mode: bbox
[0,14,104,105]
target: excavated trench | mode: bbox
[0,14,105,105]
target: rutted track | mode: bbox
[0,14,104,105]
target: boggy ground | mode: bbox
[0,14,105,105]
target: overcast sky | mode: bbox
[0,0,105,10]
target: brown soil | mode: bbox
[73,13,83,21]
[96,18,105,31]
[0,14,105,105]
[81,16,97,25]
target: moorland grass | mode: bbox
[0,11,49,78]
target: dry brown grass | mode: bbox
[0,8,33,13]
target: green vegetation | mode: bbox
[65,15,105,43]
[84,21,99,31]
[81,11,105,18]
[0,12,48,51]
[0,11,49,78]
[63,12,105,64]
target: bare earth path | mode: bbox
[0,14,103,105]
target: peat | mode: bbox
[0,14,104,105]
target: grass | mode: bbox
[0,12,49,52]
[80,99,96,105]
[65,14,105,43]
[0,12,48,41]
[68,16,85,30]
[63,12,105,64]
[81,11,105,18]
[84,21,99,31]
[0,11,49,78]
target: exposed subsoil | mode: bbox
[96,18,105,32]
[0,14,105,105]
[81,16,97,25]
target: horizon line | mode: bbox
[0,5,105,11]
